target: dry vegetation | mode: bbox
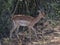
[0,20,60,45]
[0,0,60,45]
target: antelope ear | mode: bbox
[37,10,45,15]
[37,10,41,13]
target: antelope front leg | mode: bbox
[28,27,32,42]
[29,26,38,41]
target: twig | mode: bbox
[7,0,19,18]
[11,0,19,17]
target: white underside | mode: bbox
[15,20,30,26]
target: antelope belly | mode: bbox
[16,20,30,26]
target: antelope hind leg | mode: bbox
[10,25,17,39]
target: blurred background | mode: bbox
[0,0,60,45]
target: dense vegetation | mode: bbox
[0,0,60,39]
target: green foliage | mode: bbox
[0,0,60,38]
[45,0,60,20]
